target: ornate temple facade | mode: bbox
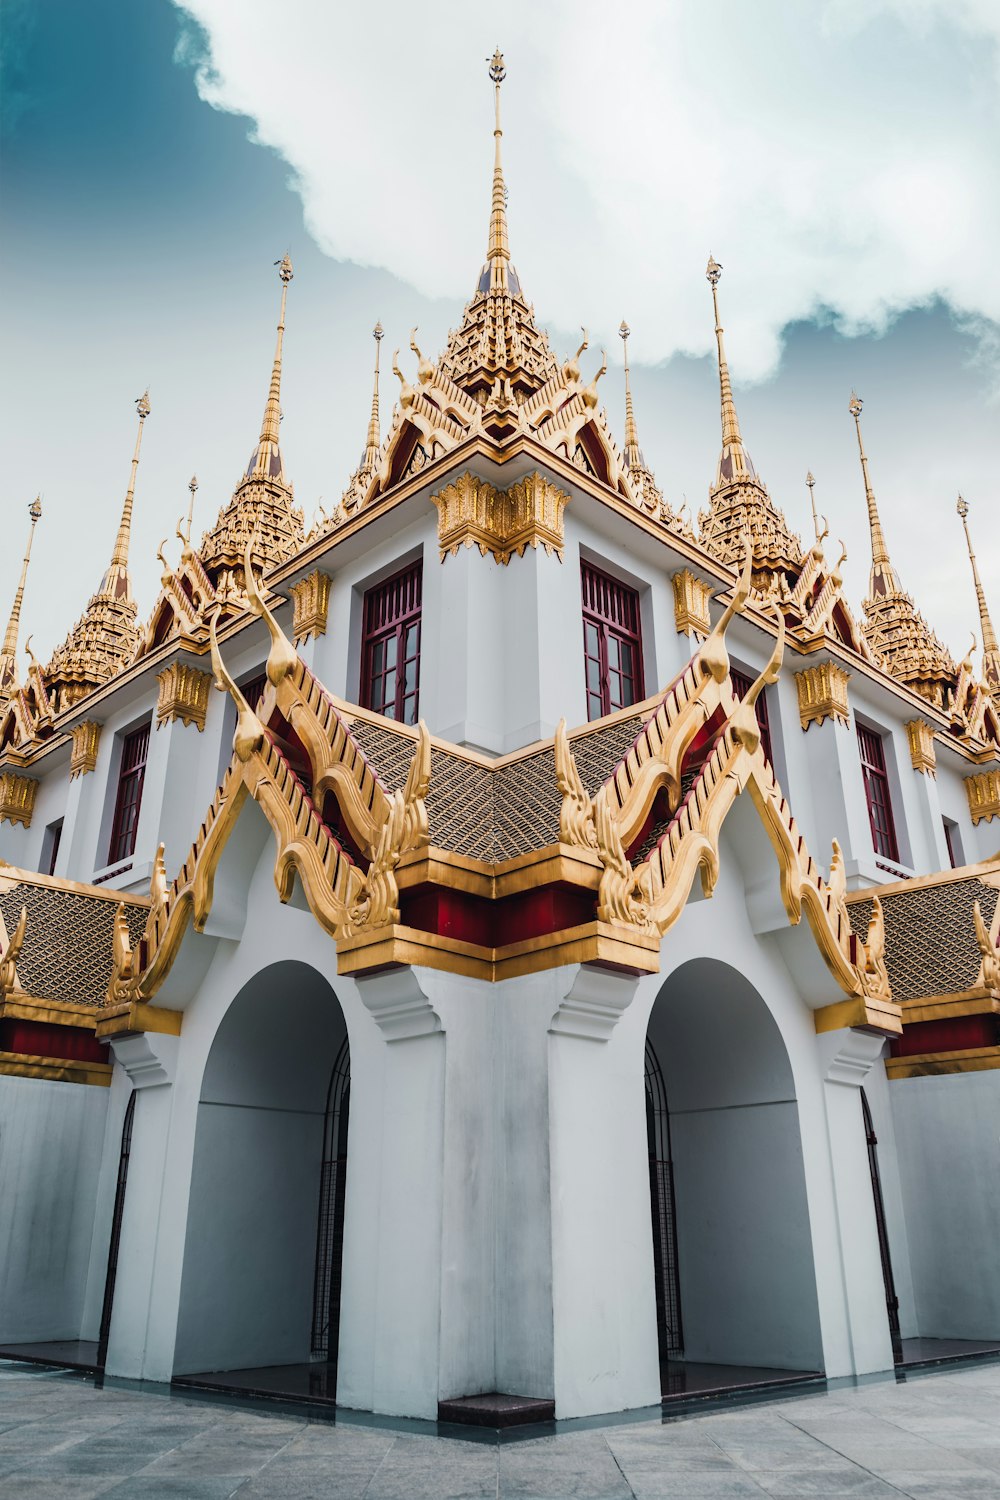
[1,53,998,1424]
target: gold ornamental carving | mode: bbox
[70,720,103,779]
[904,719,936,776]
[0,771,38,827]
[671,570,713,635]
[156,663,213,732]
[795,663,851,731]
[966,769,1000,825]
[289,570,331,640]
[431,471,568,565]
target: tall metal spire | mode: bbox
[848,392,899,597]
[957,495,1000,689]
[705,257,751,477]
[486,48,510,291]
[258,254,294,453]
[805,471,823,545]
[0,497,42,692]
[103,391,151,599]
[364,321,384,468]
[619,320,642,469]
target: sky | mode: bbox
[1,0,999,666]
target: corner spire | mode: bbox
[0,497,41,693]
[364,321,384,467]
[619,320,641,469]
[957,495,1000,690]
[805,471,823,545]
[104,391,151,599]
[848,393,899,597]
[486,48,510,291]
[706,257,752,479]
[258,253,293,454]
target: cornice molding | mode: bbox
[156,663,212,732]
[795,662,851,731]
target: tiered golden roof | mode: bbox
[698,259,802,581]
[44,393,150,713]
[849,394,955,708]
[198,254,304,603]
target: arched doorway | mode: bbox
[645,958,823,1397]
[311,1037,351,1366]
[171,961,350,1404]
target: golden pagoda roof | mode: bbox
[44,393,150,712]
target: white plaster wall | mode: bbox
[889,1069,1000,1339]
[0,1074,108,1340]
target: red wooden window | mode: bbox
[108,722,150,865]
[240,673,268,712]
[361,562,422,725]
[858,724,899,863]
[581,562,644,721]
[730,667,773,765]
[942,818,961,870]
[45,820,63,877]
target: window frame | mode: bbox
[942,816,963,870]
[857,722,900,864]
[360,561,423,725]
[107,721,151,867]
[580,561,645,722]
[729,666,774,765]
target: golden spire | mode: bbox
[103,391,151,599]
[848,393,899,597]
[619,320,642,469]
[258,254,293,454]
[706,257,751,477]
[0,497,42,691]
[364,321,384,468]
[957,495,1000,689]
[486,48,510,291]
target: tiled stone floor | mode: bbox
[1,1356,998,1498]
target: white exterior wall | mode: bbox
[0,1074,109,1341]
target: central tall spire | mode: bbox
[103,390,151,601]
[848,393,899,597]
[619,320,641,470]
[364,321,384,468]
[957,495,1000,692]
[706,256,752,480]
[252,253,293,476]
[487,47,510,291]
[0,497,42,696]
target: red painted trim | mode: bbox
[0,1020,110,1065]
[401,884,596,948]
[891,1014,999,1058]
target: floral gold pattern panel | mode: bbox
[966,769,1000,825]
[795,662,851,731]
[289,570,331,640]
[432,472,569,564]
[0,771,38,827]
[905,719,937,775]
[70,720,102,779]
[156,664,213,732]
[671,570,713,635]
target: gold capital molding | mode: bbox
[966,768,1000,824]
[795,662,851,731]
[289,569,331,640]
[671,570,713,635]
[70,720,103,779]
[156,663,212,731]
[0,770,38,827]
[431,471,568,565]
[905,719,936,776]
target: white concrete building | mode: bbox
[1,52,998,1428]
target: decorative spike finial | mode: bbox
[486,47,510,289]
[957,495,1000,688]
[258,255,294,452]
[706,256,749,470]
[848,392,898,596]
[364,321,384,467]
[619,319,642,468]
[106,391,151,590]
[0,497,42,689]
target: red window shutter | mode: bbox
[857,725,900,863]
[730,668,774,766]
[108,722,151,865]
[361,562,423,725]
[580,563,644,722]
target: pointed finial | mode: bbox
[365,321,384,465]
[705,256,748,465]
[485,47,510,288]
[257,255,294,455]
[805,470,825,545]
[848,392,898,596]
[1,497,43,689]
[619,319,642,469]
[106,392,151,590]
[956,495,1000,687]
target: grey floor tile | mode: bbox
[101,1479,244,1499]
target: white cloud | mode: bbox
[173,1,1000,381]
